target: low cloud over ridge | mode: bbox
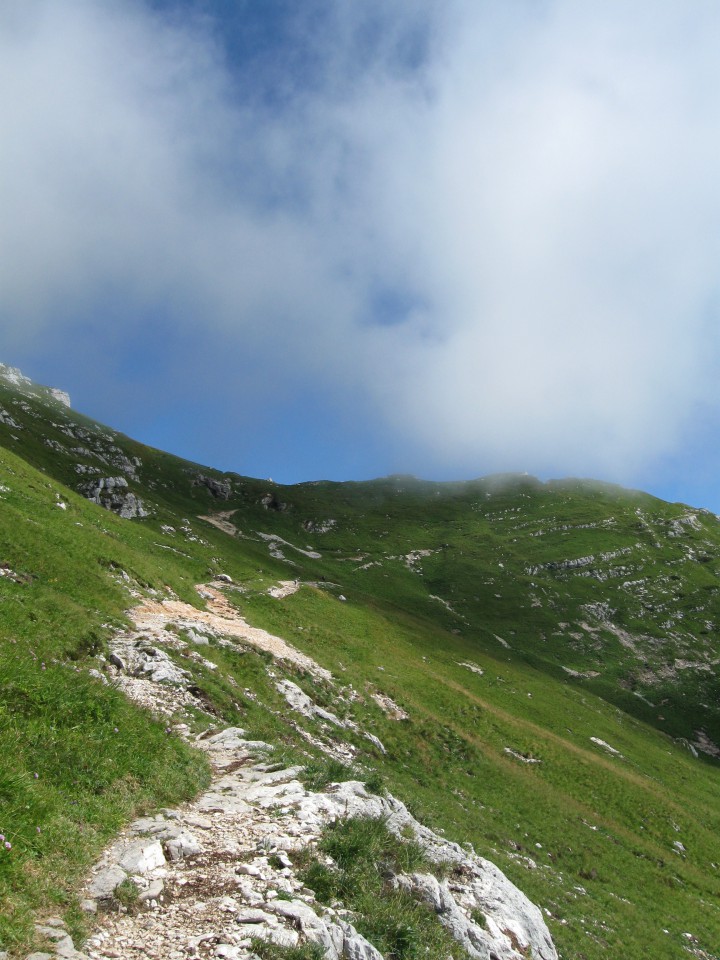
[2,0,720,484]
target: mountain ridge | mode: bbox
[1,362,719,959]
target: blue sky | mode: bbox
[3,1,720,511]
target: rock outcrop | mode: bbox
[49,388,71,408]
[78,477,149,519]
[0,363,33,389]
[194,474,233,500]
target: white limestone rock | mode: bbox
[266,899,339,957]
[138,879,165,902]
[276,678,348,727]
[0,364,32,388]
[78,476,149,519]
[331,921,385,960]
[118,839,166,874]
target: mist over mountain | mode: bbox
[5,1,720,507]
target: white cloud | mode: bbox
[2,0,720,482]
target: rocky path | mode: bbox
[25,584,558,960]
[128,581,331,681]
[81,729,388,960]
[73,730,556,960]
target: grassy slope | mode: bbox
[0,445,209,950]
[1,379,720,958]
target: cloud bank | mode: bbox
[2,0,720,482]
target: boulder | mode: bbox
[138,878,165,903]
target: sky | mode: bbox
[2,1,720,510]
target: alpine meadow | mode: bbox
[0,363,719,960]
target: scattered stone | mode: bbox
[370,692,409,721]
[267,580,301,599]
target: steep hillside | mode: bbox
[1,363,719,960]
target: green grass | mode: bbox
[299,757,357,791]
[239,585,720,960]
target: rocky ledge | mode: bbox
[78,477,149,519]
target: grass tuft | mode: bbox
[300,816,464,959]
